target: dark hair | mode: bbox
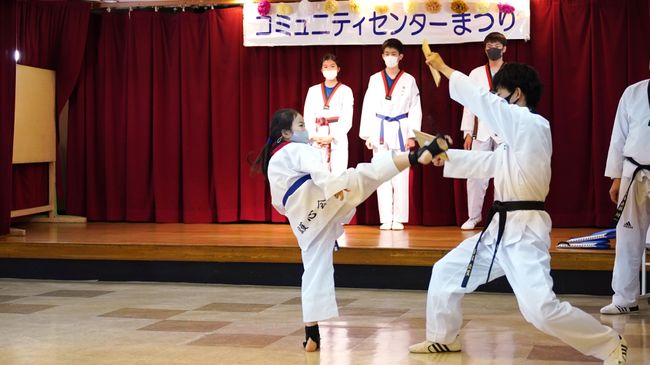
[381,38,404,54]
[492,63,543,111]
[321,53,339,68]
[251,108,299,178]
[483,32,507,47]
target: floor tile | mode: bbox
[188,333,283,348]
[0,303,56,314]
[194,303,274,313]
[138,320,230,332]
[99,307,186,319]
[37,289,112,298]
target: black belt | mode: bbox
[612,157,650,225]
[461,200,545,288]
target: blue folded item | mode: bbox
[563,228,616,243]
[557,238,611,249]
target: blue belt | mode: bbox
[282,174,312,207]
[376,112,408,152]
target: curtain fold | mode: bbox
[66,1,650,226]
[0,0,17,235]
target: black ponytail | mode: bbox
[251,108,299,179]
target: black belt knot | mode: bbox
[461,200,545,288]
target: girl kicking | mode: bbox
[252,108,448,351]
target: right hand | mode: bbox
[425,52,446,72]
[365,139,374,150]
[463,135,473,150]
[609,178,621,204]
[432,155,445,167]
[334,189,351,201]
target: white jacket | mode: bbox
[445,71,552,246]
[605,79,650,179]
[359,70,422,151]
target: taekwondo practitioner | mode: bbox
[252,108,448,352]
[359,38,422,230]
[303,53,354,175]
[408,52,628,365]
[459,32,507,230]
[601,70,650,315]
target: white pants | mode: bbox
[425,230,620,360]
[301,234,339,323]
[373,145,409,224]
[611,172,650,306]
[466,138,496,220]
[297,152,400,322]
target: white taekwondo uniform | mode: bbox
[423,71,620,360]
[460,64,503,221]
[359,70,422,224]
[605,79,650,307]
[268,141,400,322]
[303,82,354,175]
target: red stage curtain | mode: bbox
[11,0,90,212]
[66,1,650,226]
[0,0,17,235]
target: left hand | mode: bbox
[609,178,621,205]
[406,138,416,149]
[320,136,333,145]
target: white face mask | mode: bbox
[383,55,399,68]
[322,69,338,81]
[290,130,309,144]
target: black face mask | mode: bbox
[503,92,514,104]
[486,48,503,61]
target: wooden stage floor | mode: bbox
[0,223,618,271]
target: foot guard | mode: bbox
[420,134,451,159]
[410,134,451,166]
[303,325,320,352]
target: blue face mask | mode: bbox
[290,130,309,144]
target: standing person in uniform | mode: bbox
[359,38,422,230]
[252,108,448,352]
[600,71,650,315]
[303,53,354,175]
[459,32,507,230]
[408,53,628,365]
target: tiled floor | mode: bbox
[0,279,647,364]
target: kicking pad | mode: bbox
[414,130,449,160]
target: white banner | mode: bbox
[243,0,530,47]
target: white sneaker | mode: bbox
[391,222,404,230]
[460,218,480,230]
[409,339,461,353]
[600,303,639,315]
[379,223,392,230]
[603,336,628,365]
